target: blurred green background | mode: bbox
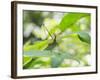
[23,10,91,69]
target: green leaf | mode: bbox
[23,57,32,65]
[59,13,90,32]
[24,40,49,51]
[23,58,33,69]
[77,32,91,44]
[23,58,46,69]
[24,50,77,68]
[51,54,64,68]
[51,52,76,68]
[24,50,52,57]
[24,50,74,58]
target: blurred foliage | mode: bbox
[23,10,91,69]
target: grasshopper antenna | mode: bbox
[42,23,54,40]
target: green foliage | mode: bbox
[59,13,90,31]
[24,40,49,51]
[24,50,76,68]
[77,32,91,44]
[24,50,51,57]
[23,11,91,69]
[51,54,64,67]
